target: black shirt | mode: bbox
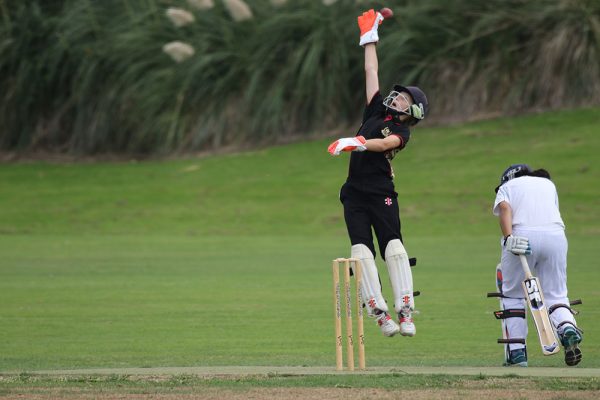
[347,92,411,191]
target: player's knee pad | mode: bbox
[351,244,388,314]
[501,298,526,314]
[384,239,414,313]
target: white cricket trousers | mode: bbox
[499,228,577,350]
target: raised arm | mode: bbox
[357,9,385,103]
[364,44,379,104]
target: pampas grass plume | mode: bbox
[163,41,195,63]
[222,0,253,22]
[165,7,195,27]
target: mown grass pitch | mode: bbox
[1,372,600,400]
[0,109,598,377]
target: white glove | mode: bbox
[358,9,384,47]
[327,136,367,156]
[503,235,531,255]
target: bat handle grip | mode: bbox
[519,254,533,278]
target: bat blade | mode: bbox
[522,276,560,355]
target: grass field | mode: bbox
[1,108,599,396]
[1,372,600,399]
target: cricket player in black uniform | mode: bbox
[328,9,429,337]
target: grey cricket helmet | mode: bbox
[495,164,532,193]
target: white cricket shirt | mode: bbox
[493,176,565,230]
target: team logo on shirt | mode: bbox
[382,126,400,161]
[385,197,392,206]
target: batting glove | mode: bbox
[503,235,532,255]
[357,9,384,47]
[328,136,367,156]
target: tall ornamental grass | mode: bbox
[1,0,599,155]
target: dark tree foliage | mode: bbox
[1,0,599,155]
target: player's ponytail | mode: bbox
[529,169,551,180]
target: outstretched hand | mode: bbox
[328,136,367,156]
[358,9,385,47]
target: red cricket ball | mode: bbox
[380,7,394,19]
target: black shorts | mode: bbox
[340,182,403,260]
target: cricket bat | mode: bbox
[519,255,560,355]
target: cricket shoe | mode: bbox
[561,325,583,366]
[398,307,416,337]
[503,348,528,367]
[376,312,400,337]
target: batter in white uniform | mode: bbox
[492,164,583,367]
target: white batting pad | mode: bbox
[351,244,388,313]
[547,300,578,334]
[501,297,528,351]
[384,239,414,312]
